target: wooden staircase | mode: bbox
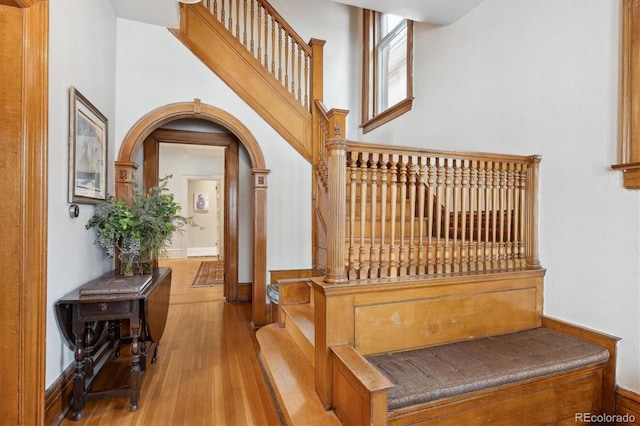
[167,2,544,423]
[170,0,324,162]
[256,280,341,425]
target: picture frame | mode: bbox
[68,86,108,204]
[194,193,209,212]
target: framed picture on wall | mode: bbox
[194,193,209,212]
[68,86,108,204]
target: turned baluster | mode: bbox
[270,16,276,75]
[388,155,398,277]
[476,162,486,270]
[417,156,427,275]
[242,0,248,47]
[284,35,289,88]
[407,156,417,276]
[379,154,389,278]
[442,159,452,273]
[257,7,262,65]
[426,157,436,274]
[359,152,370,279]
[506,163,515,268]
[435,158,445,274]
[452,159,462,273]
[469,161,478,271]
[460,160,470,272]
[485,162,494,270]
[277,27,283,82]
[348,153,358,280]
[498,162,507,269]
[369,154,380,279]
[398,156,408,277]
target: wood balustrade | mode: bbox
[320,140,541,282]
[202,0,313,112]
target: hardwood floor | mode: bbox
[60,257,281,426]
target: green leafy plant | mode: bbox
[86,176,201,270]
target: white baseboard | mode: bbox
[187,246,218,257]
[164,248,183,259]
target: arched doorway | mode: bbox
[116,100,269,327]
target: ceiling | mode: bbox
[110,0,180,28]
[328,0,483,25]
[110,0,483,28]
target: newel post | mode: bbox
[309,38,325,105]
[525,155,541,269]
[324,135,348,283]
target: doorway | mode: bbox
[143,126,245,301]
[115,101,270,327]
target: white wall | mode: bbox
[358,0,640,392]
[47,0,118,387]
[158,143,225,259]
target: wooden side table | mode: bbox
[55,267,171,420]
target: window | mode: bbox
[362,10,414,133]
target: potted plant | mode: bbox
[86,175,200,275]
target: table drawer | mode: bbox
[79,300,132,319]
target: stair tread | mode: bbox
[283,303,315,344]
[256,324,340,425]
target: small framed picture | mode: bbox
[68,86,108,204]
[194,193,209,212]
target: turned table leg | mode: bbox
[71,320,86,420]
[129,306,141,411]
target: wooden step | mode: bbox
[256,324,341,426]
[282,303,315,368]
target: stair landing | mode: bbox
[256,324,341,425]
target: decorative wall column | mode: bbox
[251,168,270,326]
[324,138,348,283]
[525,155,541,269]
[114,161,138,203]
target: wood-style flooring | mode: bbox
[60,257,281,426]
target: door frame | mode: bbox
[143,128,241,300]
[116,101,270,327]
[0,1,48,423]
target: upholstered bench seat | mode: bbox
[365,327,610,411]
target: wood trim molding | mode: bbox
[117,101,270,326]
[361,97,414,134]
[0,1,48,423]
[617,387,640,424]
[0,0,40,7]
[613,0,640,188]
[542,316,620,416]
[44,364,74,425]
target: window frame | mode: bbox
[361,9,414,134]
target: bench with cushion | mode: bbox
[366,327,610,423]
[311,269,618,425]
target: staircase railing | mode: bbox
[201,0,319,112]
[321,139,542,283]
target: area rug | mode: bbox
[191,260,224,287]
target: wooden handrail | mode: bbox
[348,140,538,164]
